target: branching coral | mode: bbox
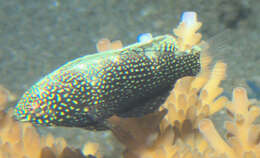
[109,110,215,158]
[162,61,228,131]
[2,11,258,158]
[108,110,167,158]
[173,12,202,51]
[0,109,89,158]
[199,87,260,158]
[108,109,216,158]
[108,61,228,158]
[83,142,102,158]
[107,11,230,158]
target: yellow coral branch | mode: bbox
[199,88,260,158]
[173,12,202,51]
[199,119,235,158]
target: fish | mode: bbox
[14,34,202,130]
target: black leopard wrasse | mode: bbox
[14,35,203,130]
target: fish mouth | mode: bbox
[13,98,37,122]
[13,109,26,122]
[13,104,29,121]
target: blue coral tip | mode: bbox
[180,11,197,26]
[137,33,153,43]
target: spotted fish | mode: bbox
[14,35,202,130]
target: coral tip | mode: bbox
[181,11,198,27]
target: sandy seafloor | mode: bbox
[0,0,259,157]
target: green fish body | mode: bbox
[14,35,201,130]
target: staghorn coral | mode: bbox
[108,61,228,158]
[4,11,258,158]
[162,14,228,132]
[0,110,89,158]
[82,142,102,158]
[199,87,260,158]
[107,12,232,157]
[108,111,228,158]
[173,12,202,51]
[161,61,228,131]
[93,11,230,158]
[109,111,215,158]
[108,109,167,158]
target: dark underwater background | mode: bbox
[0,0,259,157]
